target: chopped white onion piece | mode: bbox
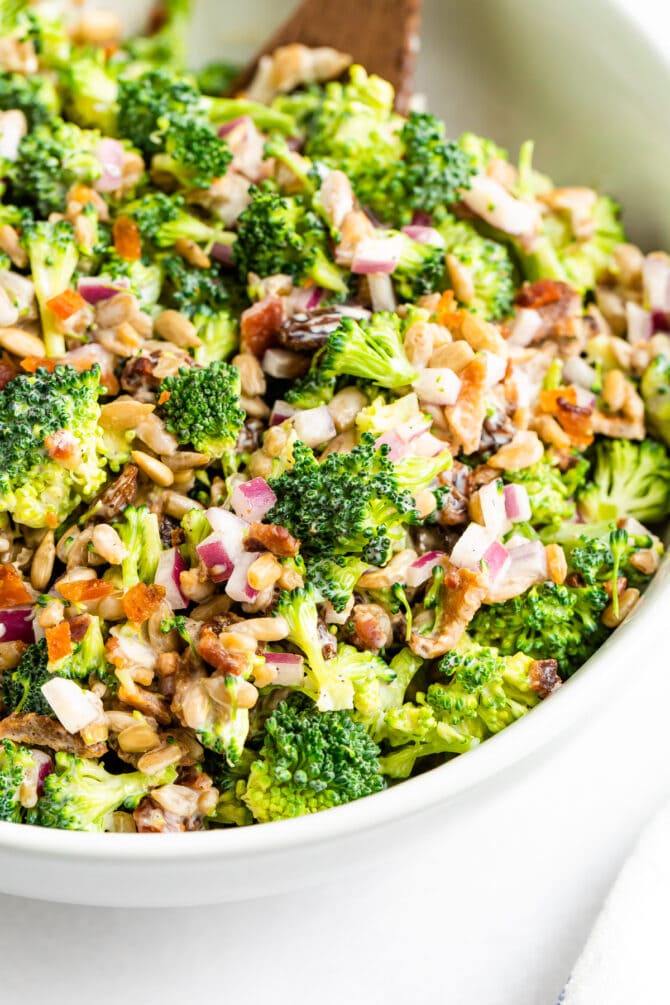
[643,255,670,311]
[450,523,496,570]
[368,273,397,312]
[562,355,597,389]
[154,548,187,609]
[478,479,509,536]
[225,552,260,603]
[508,308,543,347]
[41,678,103,735]
[292,405,336,447]
[351,235,403,275]
[462,175,541,236]
[626,300,652,342]
[481,351,508,387]
[412,367,461,406]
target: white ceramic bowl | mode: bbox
[1,0,668,906]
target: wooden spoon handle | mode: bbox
[228,0,423,113]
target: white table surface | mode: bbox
[3,1,669,1002]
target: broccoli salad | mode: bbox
[0,1,669,834]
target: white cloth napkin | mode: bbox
[560,797,670,1005]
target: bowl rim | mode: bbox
[0,0,667,867]
[0,552,662,861]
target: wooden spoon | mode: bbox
[227,0,423,113]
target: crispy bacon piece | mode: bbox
[515,278,564,309]
[410,565,488,659]
[240,295,284,356]
[68,614,91,643]
[538,386,593,448]
[444,355,488,455]
[45,620,72,662]
[196,624,247,676]
[59,578,114,603]
[0,564,32,607]
[346,603,393,654]
[244,521,300,557]
[0,714,107,757]
[122,582,166,624]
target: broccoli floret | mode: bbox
[344,645,424,740]
[48,615,106,680]
[268,434,418,566]
[152,115,232,189]
[458,132,507,173]
[24,219,79,358]
[28,752,177,832]
[195,60,238,97]
[160,253,241,361]
[206,748,255,826]
[194,673,251,765]
[0,363,108,528]
[578,438,670,524]
[307,555,368,612]
[380,644,557,778]
[61,51,118,134]
[503,456,589,537]
[180,507,211,565]
[208,97,297,136]
[104,256,163,311]
[439,216,516,319]
[123,192,233,251]
[234,184,347,294]
[192,308,239,364]
[10,119,101,216]
[243,697,384,823]
[392,231,446,300]
[0,69,59,128]
[287,312,418,406]
[117,68,202,157]
[469,582,609,677]
[158,361,245,461]
[0,740,42,823]
[552,520,659,590]
[121,0,192,72]
[114,505,162,590]
[641,355,670,447]
[3,639,52,716]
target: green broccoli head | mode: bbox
[194,674,251,766]
[0,69,59,128]
[469,582,609,677]
[161,253,242,362]
[121,0,192,72]
[307,555,369,612]
[287,312,418,406]
[392,231,446,301]
[0,740,44,823]
[10,118,101,217]
[61,51,118,134]
[114,505,162,590]
[158,360,245,460]
[28,752,178,832]
[206,748,255,826]
[243,697,385,823]
[641,355,670,448]
[234,184,347,293]
[151,114,232,189]
[49,615,106,681]
[2,639,52,716]
[0,363,108,528]
[268,433,417,566]
[504,456,589,538]
[117,68,202,157]
[578,438,670,524]
[439,216,516,320]
[24,218,80,358]
[123,192,233,251]
[552,520,659,590]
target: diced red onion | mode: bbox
[411,432,447,457]
[293,405,336,446]
[401,225,445,248]
[462,175,540,236]
[34,752,53,795]
[351,236,403,275]
[411,210,433,227]
[196,533,235,583]
[264,652,305,686]
[77,276,130,305]
[154,548,187,609]
[486,539,548,603]
[508,308,543,347]
[450,523,496,570]
[481,351,507,387]
[0,607,34,644]
[503,484,532,523]
[270,399,298,426]
[507,539,547,577]
[374,429,410,461]
[406,551,446,588]
[643,255,670,311]
[41,678,103,734]
[478,479,509,536]
[211,242,234,265]
[261,347,306,379]
[652,310,670,334]
[217,116,249,138]
[231,477,277,523]
[225,551,260,603]
[94,138,125,193]
[624,300,652,342]
[562,355,597,389]
[482,540,511,582]
[368,273,397,312]
[413,367,461,406]
[204,508,248,564]
[304,286,324,310]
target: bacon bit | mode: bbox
[436,289,463,328]
[0,353,17,389]
[197,625,247,676]
[45,620,72,662]
[113,216,142,261]
[157,389,171,406]
[410,565,488,659]
[20,355,58,374]
[0,564,32,607]
[122,582,166,624]
[556,396,593,448]
[244,521,300,557]
[538,385,578,414]
[240,295,284,356]
[68,613,91,644]
[444,355,488,455]
[515,278,564,309]
[59,578,114,603]
[46,288,86,321]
